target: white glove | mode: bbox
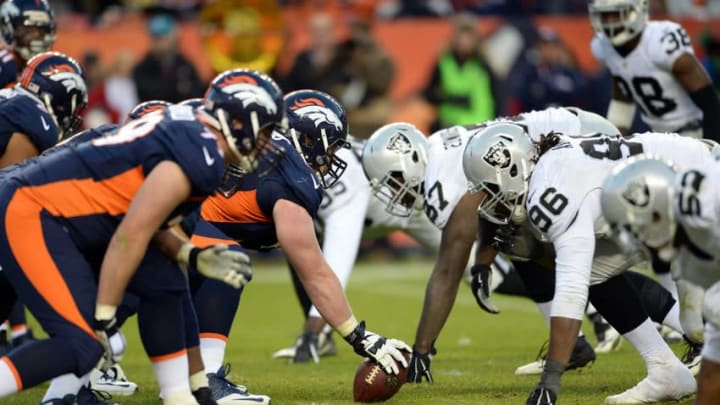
[177,243,252,288]
[344,321,411,375]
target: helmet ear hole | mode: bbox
[651,211,662,224]
[510,164,518,177]
[412,151,419,163]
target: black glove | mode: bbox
[470,264,500,314]
[493,223,544,261]
[94,317,119,371]
[344,321,410,375]
[526,385,557,405]
[406,346,434,383]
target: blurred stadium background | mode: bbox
[52,0,720,256]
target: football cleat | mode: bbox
[272,330,336,361]
[89,364,138,396]
[208,364,271,405]
[76,384,122,405]
[604,361,696,404]
[192,387,218,405]
[589,313,623,353]
[681,337,703,376]
[515,336,596,376]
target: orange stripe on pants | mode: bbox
[149,348,188,363]
[199,332,228,342]
[4,191,95,338]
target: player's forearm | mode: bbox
[152,226,189,262]
[547,316,582,365]
[413,262,463,353]
[298,262,354,329]
[97,230,152,307]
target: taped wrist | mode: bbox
[343,320,367,355]
[540,359,565,394]
[470,264,491,278]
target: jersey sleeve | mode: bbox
[0,47,18,89]
[159,117,225,197]
[423,127,470,229]
[0,95,60,152]
[674,167,718,232]
[648,21,695,71]
[550,189,599,320]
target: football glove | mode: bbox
[344,321,410,375]
[470,264,500,314]
[406,346,434,383]
[526,384,557,405]
[493,223,544,261]
[94,316,120,371]
[178,243,252,288]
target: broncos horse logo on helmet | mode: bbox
[284,89,349,188]
[126,100,171,121]
[0,0,55,62]
[17,51,87,140]
[203,68,284,173]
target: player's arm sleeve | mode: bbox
[257,179,311,218]
[549,190,600,320]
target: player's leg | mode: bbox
[698,282,720,405]
[512,260,596,376]
[589,272,696,403]
[0,207,104,401]
[6,303,34,349]
[0,273,17,356]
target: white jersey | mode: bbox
[591,21,702,133]
[673,163,720,289]
[425,107,615,230]
[527,132,714,319]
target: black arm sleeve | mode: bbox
[690,84,720,143]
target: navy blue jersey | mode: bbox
[191,136,322,251]
[0,46,18,89]
[0,89,59,155]
[0,105,225,253]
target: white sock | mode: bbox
[200,336,226,374]
[0,358,22,396]
[536,301,552,327]
[623,318,677,369]
[151,349,192,401]
[0,322,7,332]
[656,273,679,299]
[10,325,28,340]
[43,372,90,401]
[661,300,683,333]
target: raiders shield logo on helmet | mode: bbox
[622,179,650,207]
[483,140,511,169]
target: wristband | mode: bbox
[337,315,359,338]
[95,304,117,322]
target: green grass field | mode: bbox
[9,258,695,405]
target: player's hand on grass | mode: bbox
[470,264,500,314]
[178,243,252,288]
[407,347,434,383]
[344,321,411,375]
[526,384,557,405]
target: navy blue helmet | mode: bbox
[18,51,87,139]
[127,100,171,121]
[284,89,349,188]
[0,0,55,61]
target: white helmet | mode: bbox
[588,0,648,46]
[600,155,677,256]
[564,107,621,136]
[462,122,537,225]
[362,122,428,217]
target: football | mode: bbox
[353,353,409,403]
